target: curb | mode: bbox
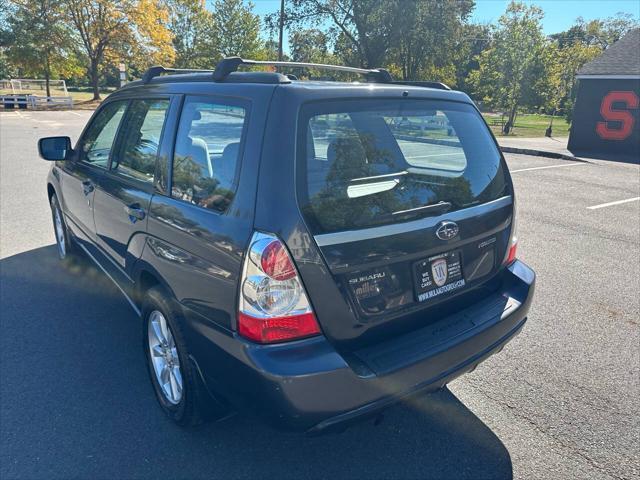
[499,146,585,162]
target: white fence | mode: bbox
[0,94,73,109]
[0,78,68,95]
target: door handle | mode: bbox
[124,203,146,223]
[82,180,94,196]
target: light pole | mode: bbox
[278,0,285,61]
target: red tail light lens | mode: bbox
[504,201,518,266]
[260,241,296,280]
[238,312,320,343]
[238,232,321,344]
[506,240,518,265]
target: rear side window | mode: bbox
[78,101,127,167]
[171,97,246,212]
[299,99,508,234]
[112,99,170,183]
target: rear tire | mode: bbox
[142,286,223,426]
[50,194,77,260]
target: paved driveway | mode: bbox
[1,110,638,479]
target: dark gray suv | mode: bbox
[39,58,535,433]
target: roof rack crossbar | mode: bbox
[142,65,214,84]
[391,80,451,91]
[212,57,393,83]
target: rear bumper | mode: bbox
[190,260,535,433]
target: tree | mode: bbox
[288,0,402,68]
[167,0,215,68]
[391,0,474,81]
[66,0,127,99]
[550,13,639,51]
[212,0,261,59]
[289,28,329,63]
[454,23,491,91]
[127,0,175,71]
[550,42,601,125]
[0,0,17,79]
[543,13,637,126]
[582,13,639,49]
[66,0,174,100]
[468,1,545,133]
[5,0,75,96]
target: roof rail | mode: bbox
[391,80,451,91]
[212,57,394,83]
[141,65,213,84]
[141,60,450,90]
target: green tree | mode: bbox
[212,0,261,59]
[454,23,491,92]
[288,0,402,68]
[289,28,329,62]
[582,13,639,49]
[468,1,545,133]
[0,0,17,79]
[544,14,636,125]
[67,0,129,99]
[552,42,602,124]
[5,0,75,96]
[167,0,215,68]
[551,13,638,50]
[391,0,474,81]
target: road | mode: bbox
[1,110,639,480]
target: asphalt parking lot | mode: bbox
[1,110,638,480]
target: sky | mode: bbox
[246,0,640,51]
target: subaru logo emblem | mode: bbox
[435,221,459,241]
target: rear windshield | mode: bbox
[297,99,508,234]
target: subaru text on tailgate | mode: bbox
[39,58,535,433]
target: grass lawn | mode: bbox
[483,113,571,138]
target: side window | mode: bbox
[172,97,246,212]
[78,101,127,167]
[111,99,170,183]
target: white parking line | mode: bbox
[66,111,82,116]
[510,163,585,173]
[587,197,640,210]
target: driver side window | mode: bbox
[78,101,128,167]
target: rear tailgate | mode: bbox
[293,97,514,349]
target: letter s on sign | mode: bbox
[596,91,639,141]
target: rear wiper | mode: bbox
[391,201,452,220]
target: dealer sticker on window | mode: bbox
[413,251,465,302]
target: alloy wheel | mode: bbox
[53,204,66,258]
[147,310,183,405]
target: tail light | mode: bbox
[505,236,518,265]
[504,203,518,265]
[238,232,321,343]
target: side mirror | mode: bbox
[38,136,72,161]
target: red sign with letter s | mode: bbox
[595,91,639,141]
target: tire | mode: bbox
[50,193,77,260]
[142,286,222,426]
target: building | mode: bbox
[568,28,639,161]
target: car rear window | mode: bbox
[298,99,508,234]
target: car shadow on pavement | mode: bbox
[1,245,512,480]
